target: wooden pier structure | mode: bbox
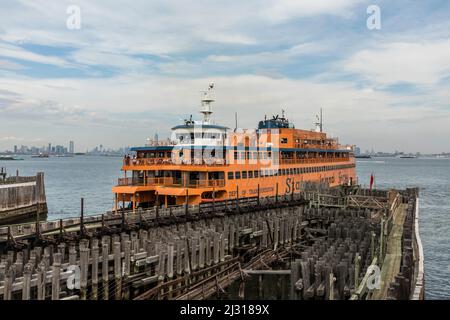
[0,171,47,225]
[0,185,424,300]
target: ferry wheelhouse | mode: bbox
[112,84,356,212]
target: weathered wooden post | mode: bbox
[37,261,46,300]
[3,267,13,300]
[213,232,219,265]
[51,253,62,300]
[257,184,260,207]
[236,186,240,212]
[80,198,85,238]
[80,247,89,300]
[329,272,335,300]
[354,254,361,288]
[91,240,99,300]
[167,243,174,299]
[379,218,385,262]
[22,263,32,300]
[102,242,109,300]
[113,242,122,300]
[123,240,131,300]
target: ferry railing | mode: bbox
[117,177,224,188]
[117,177,142,186]
[279,157,349,165]
[188,179,225,188]
[123,158,227,167]
[123,157,351,167]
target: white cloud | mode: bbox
[342,40,450,86]
[206,42,325,66]
[0,59,25,70]
[262,0,364,22]
[1,73,449,152]
[0,42,69,67]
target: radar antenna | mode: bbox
[200,82,215,124]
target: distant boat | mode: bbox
[31,153,49,158]
[355,155,372,159]
[399,155,417,159]
[0,156,24,161]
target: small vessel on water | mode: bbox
[31,153,49,158]
[112,84,357,211]
[0,155,24,161]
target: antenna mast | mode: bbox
[320,108,323,132]
[200,82,215,124]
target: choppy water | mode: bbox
[1,156,449,299]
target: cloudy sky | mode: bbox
[1,0,450,153]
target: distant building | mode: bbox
[13,145,17,154]
[354,146,361,156]
[69,141,74,154]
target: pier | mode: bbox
[0,171,47,225]
[0,185,423,300]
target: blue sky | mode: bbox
[1,0,450,153]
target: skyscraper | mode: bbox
[69,141,75,154]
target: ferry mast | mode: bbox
[200,83,215,124]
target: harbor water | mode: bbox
[0,156,449,299]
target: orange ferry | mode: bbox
[112,83,356,212]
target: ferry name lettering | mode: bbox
[285,178,301,194]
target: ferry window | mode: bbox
[234,152,238,160]
[248,152,252,160]
[254,170,259,178]
[290,168,294,175]
[253,152,258,159]
[278,169,282,175]
[228,172,234,180]
[263,152,267,159]
[264,170,269,177]
[246,152,250,159]
[260,170,264,177]
[281,138,288,144]
[235,171,241,179]
[242,171,247,179]
[269,170,273,176]
[248,171,253,178]
[280,169,284,175]
[240,152,245,159]
[268,151,272,158]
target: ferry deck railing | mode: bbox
[122,156,351,167]
[117,177,225,188]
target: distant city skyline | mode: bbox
[1,140,131,156]
[1,1,450,153]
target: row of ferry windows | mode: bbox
[176,133,225,140]
[227,164,355,180]
[233,151,348,160]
